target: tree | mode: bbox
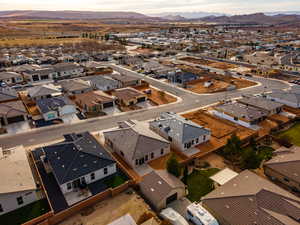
[241,147,261,169]
[223,134,242,159]
[249,137,258,152]
[167,155,181,177]
[182,165,189,184]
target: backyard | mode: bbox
[0,199,50,225]
[104,174,128,188]
[185,168,220,202]
[276,122,300,146]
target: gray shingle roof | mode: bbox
[238,96,283,112]
[39,132,115,185]
[150,112,210,143]
[36,96,75,114]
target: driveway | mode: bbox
[167,197,193,224]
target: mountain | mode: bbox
[264,11,300,16]
[200,13,300,25]
[161,15,186,21]
[150,12,228,19]
[0,10,150,20]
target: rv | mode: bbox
[186,203,219,225]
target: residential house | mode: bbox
[38,132,117,201]
[84,75,121,91]
[139,170,186,211]
[27,84,62,101]
[113,87,147,106]
[212,102,268,128]
[0,101,28,128]
[0,72,23,85]
[202,170,300,225]
[237,96,283,115]
[267,86,300,108]
[150,112,211,152]
[0,87,19,103]
[59,79,93,95]
[23,67,56,83]
[167,71,199,86]
[104,120,170,168]
[0,145,38,215]
[74,91,115,113]
[109,72,141,88]
[52,63,84,79]
[36,96,77,121]
[264,146,300,193]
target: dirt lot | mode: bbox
[134,86,177,105]
[187,79,230,94]
[180,57,237,70]
[59,190,160,225]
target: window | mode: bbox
[17,197,23,205]
[135,159,139,165]
[192,140,194,145]
[145,155,148,161]
[90,173,95,180]
[151,152,154,159]
[203,135,206,141]
[104,168,108,175]
[161,149,164,155]
[196,138,199,143]
[67,183,72,190]
[234,117,238,121]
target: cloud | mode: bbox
[0,0,299,14]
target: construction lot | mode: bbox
[177,64,257,94]
[59,190,160,225]
[180,57,237,70]
[182,110,257,157]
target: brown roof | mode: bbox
[0,100,27,117]
[139,170,185,205]
[75,91,114,107]
[264,146,300,184]
[113,87,145,102]
[202,170,300,225]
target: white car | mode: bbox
[160,208,189,225]
[186,203,219,225]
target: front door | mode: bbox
[139,158,145,165]
[73,179,80,188]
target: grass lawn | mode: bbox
[0,199,50,225]
[276,122,300,146]
[185,168,220,202]
[104,174,128,188]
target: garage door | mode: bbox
[7,115,25,124]
[166,193,178,205]
[137,97,146,103]
[103,102,114,108]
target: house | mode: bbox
[0,72,23,85]
[36,96,77,121]
[59,79,93,95]
[0,87,19,103]
[267,86,300,108]
[212,102,268,128]
[237,96,283,115]
[104,120,170,168]
[109,72,141,87]
[0,101,28,128]
[52,63,84,79]
[23,67,56,83]
[27,84,62,101]
[74,91,115,113]
[202,170,300,225]
[264,146,300,193]
[84,75,121,91]
[150,112,211,152]
[38,132,117,202]
[0,145,38,215]
[113,87,147,106]
[139,170,186,211]
[167,71,199,86]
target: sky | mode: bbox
[0,0,300,14]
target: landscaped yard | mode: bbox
[185,168,220,202]
[104,174,128,188]
[276,122,300,146]
[0,199,50,225]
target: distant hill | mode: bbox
[200,13,300,25]
[161,15,186,21]
[0,10,150,20]
[150,11,227,19]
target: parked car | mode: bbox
[160,208,189,225]
[186,203,219,225]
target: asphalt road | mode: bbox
[0,65,290,149]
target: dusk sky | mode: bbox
[0,0,300,14]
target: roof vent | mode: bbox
[150,188,155,192]
[225,205,230,209]
[158,181,162,185]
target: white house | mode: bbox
[0,146,38,215]
[39,132,117,197]
[267,86,300,108]
[150,112,211,152]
